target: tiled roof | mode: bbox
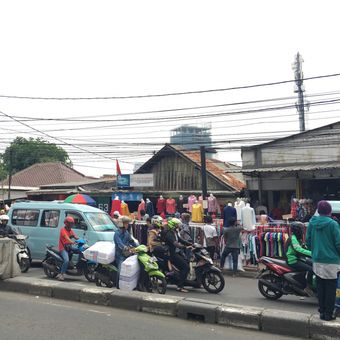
[3,162,87,187]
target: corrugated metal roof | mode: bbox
[231,162,340,174]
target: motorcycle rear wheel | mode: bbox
[258,272,283,300]
[19,258,30,273]
[149,275,167,294]
[202,270,225,294]
[84,263,97,282]
[43,258,59,278]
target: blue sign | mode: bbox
[112,192,143,201]
[117,175,130,188]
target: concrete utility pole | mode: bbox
[292,52,308,132]
[200,145,208,200]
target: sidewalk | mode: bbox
[1,275,340,339]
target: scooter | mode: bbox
[155,243,225,294]
[257,256,316,300]
[95,245,167,294]
[42,239,96,282]
[8,233,31,273]
[135,245,167,294]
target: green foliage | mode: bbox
[1,137,71,174]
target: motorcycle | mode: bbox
[135,245,167,294]
[155,243,225,294]
[8,233,31,273]
[257,256,316,300]
[95,245,167,294]
[42,239,96,282]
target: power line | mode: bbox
[0,72,340,100]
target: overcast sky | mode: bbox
[1,1,340,177]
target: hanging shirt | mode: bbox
[166,198,176,214]
[234,200,245,221]
[138,201,146,220]
[241,205,256,231]
[146,201,155,217]
[121,202,130,216]
[156,198,166,214]
[187,195,197,213]
[207,196,218,213]
[110,198,122,217]
[191,203,203,223]
[176,197,186,214]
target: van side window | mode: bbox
[65,212,87,230]
[41,210,60,228]
[12,209,40,227]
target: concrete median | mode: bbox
[1,276,340,339]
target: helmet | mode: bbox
[64,216,75,226]
[151,215,163,228]
[113,211,120,217]
[167,218,182,230]
[0,215,9,221]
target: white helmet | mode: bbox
[0,215,9,221]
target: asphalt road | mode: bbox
[26,262,318,314]
[0,291,300,340]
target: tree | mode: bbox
[2,137,71,174]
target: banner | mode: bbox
[130,174,154,187]
[117,175,130,188]
[112,192,143,201]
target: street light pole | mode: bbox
[200,145,208,203]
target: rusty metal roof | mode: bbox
[230,162,340,174]
[3,162,88,187]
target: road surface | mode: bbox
[0,291,300,340]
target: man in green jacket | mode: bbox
[307,200,340,321]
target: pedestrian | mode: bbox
[307,200,340,321]
[223,202,237,228]
[220,217,243,276]
[57,216,79,281]
[202,215,218,260]
[112,211,121,226]
[140,210,149,221]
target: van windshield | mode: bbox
[84,212,117,232]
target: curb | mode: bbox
[1,276,340,339]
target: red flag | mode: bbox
[116,159,122,176]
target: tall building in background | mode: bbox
[170,123,216,157]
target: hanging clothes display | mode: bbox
[191,202,203,222]
[207,194,218,214]
[156,196,166,214]
[110,197,122,217]
[176,195,186,214]
[223,204,237,227]
[234,199,246,221]
[146,199,155,217]
[187,195,197,213]
[166,198,176,215]
[121,201,130,216]
[241,203,256,231]
[137,200,146,220]
[130,221,148,245]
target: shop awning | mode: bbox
[227,162,340,174]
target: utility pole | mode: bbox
[292,52,309,132]
[200,146,208,208]
[7,149,12,201]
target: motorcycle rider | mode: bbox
[285,222,313,296]
[164,217,192,293]
[0,215,16,236]
[113,216,138,282]
[57,216,79,281]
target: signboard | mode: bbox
[130,174,154,187]
[117,175,130,188]
[112,192,143,201]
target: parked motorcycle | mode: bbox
[155,243,225,294]
[42,239,96,282]
[8,233,31,273]
[257,256,316,300]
